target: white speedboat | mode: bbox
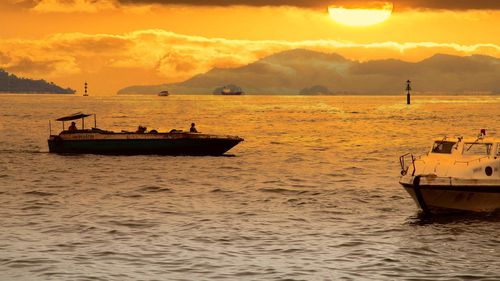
[399,131,500,214]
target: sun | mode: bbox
[328,2,393,27]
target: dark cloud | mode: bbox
[49,36,132,53]
[4,57,62,74]
[395,0,500,10]
[10,0,38,8]
[118,0,500,10]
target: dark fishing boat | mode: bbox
[48,113,243,155]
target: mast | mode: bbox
[406,80,411,105]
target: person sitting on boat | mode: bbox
[68,122,77,131]
[136,125,147,133]
[190,123,198,133]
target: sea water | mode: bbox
[0,94,499,280]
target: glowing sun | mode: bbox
[328,2,393,27]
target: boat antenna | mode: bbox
[433,135,448,151]
[406,80,411,105]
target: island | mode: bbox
[0,69,75,94]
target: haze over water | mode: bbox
[0,94,499,280]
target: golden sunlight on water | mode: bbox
[0,94,499,280]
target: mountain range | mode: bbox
[118,49,500,95]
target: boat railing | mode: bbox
[454,156,491,166]
[399,153,417,176]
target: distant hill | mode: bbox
[118,49,500,95]
[0,69,75,94]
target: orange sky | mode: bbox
[0,0,499,94]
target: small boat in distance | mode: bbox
[158,90,169,96]
[221,86,243,95]
[48,113,243,156]
[399,130,500,214]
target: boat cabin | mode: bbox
[428,136,499,158]
[400,131,500,179]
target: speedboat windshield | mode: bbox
[463,143,493,156]
[431,141,455,154]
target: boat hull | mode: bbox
[400,175,500,213]
[48,132,243,156]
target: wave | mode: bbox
[24,191,56,197]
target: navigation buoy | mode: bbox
[406,80,411,105]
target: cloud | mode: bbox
[0,29,498,93]
[14,0,500,12]
[32,0,118,12]
[4,57,65,74]
[117,0,500,10]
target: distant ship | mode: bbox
[221,86,243,95]
[158,90,169,96]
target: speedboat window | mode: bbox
[463,143,492,156]
[431,141,455,154]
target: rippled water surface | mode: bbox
[0,94,499,280]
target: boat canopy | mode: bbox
[56,112,92,121]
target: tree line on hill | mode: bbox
[0,69,75,94]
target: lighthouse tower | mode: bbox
[84,81,88,96]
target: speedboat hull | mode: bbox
[400,175,500,213]
[48,132,243,156]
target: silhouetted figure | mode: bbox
[68,122,77,131]
[136,125,147,133]
[190,123,198,133]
